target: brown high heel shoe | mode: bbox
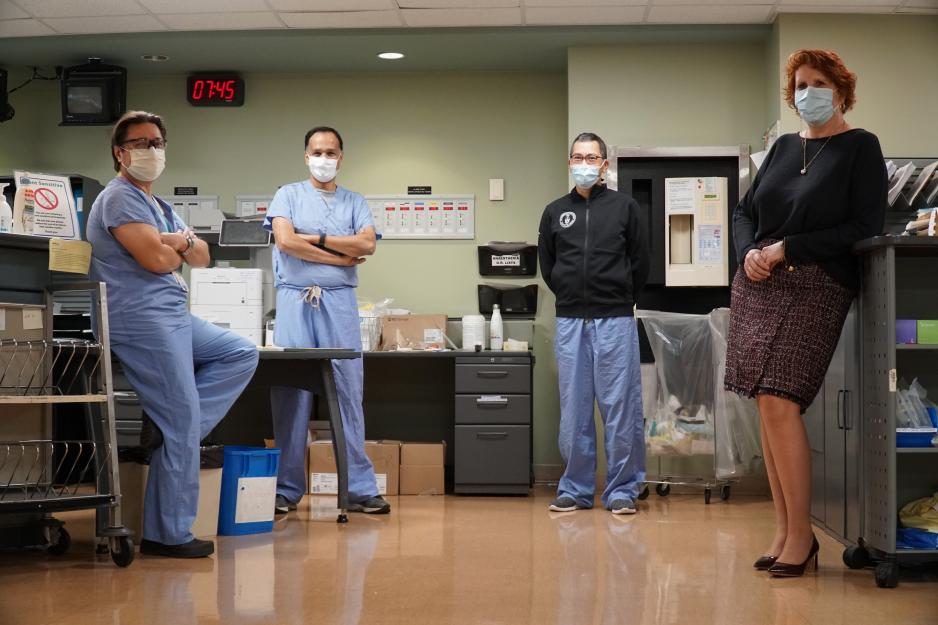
[768,536,820,577]
[753,555,778,570]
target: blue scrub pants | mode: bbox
[112,314,258,545]
[271,286,378,504]
[555,316,645,508]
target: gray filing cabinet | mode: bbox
[807,303,862,544]
[454,354,532,495]
[112,360,144,448]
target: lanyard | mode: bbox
[148,195,174,233]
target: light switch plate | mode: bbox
[489,178,505,201]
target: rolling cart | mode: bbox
[0,282,133,567]
[845,237,938,587]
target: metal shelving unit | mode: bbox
[0,282,133,567]
[845,236,938,588]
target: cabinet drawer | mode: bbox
[455,364,530,394]
[455,394,530,425]
[114,391,143,422]
[455,425,530,485]
[115,420,142,447]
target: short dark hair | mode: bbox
[110,110,167,172]
[570,132,607,159]
[304,126,343,151]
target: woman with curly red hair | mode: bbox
[725,49,887,577]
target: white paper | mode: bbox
[491,253,521,267]
[889,369,897,393]
[310,472,386,495]
[22,309,43,330]
[698,225,723,264]
[234,476,277,524]
[11,171,79,239]
[665,178,695,213]
[0,310,5,332]
[424,328,444,345]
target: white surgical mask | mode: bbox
[795,86,836,126]
[571,164,601,189]
[307,155,338,183]
[123,147,165,182]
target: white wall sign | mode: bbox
[366,194,475,240]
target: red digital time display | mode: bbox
[186,75,244,107]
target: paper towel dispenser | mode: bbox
[478,242,538,276]
[478,284,538,316]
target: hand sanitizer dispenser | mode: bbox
[664,176,729,287]
[0,184,11,233]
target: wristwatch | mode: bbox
[319,232,327,247]
[181,232,196,257]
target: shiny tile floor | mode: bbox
[1,487,937,625]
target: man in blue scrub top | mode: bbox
[88,111,259,557]
[265,126,388,515]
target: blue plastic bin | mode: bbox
[218,446,281,536]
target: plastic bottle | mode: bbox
[0,184,12,234]
[490,305,503,351]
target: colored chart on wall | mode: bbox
[366,194,475,240]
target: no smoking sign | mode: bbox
[34,187,59,210]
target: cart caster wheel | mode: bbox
[720,485,731,501]
[47,527,71,556]
[843,545,870,570]
[655,483,671,497]
[704,488,712,505]
[874,562,899,588]
[337,514,349,524]
[111,537,135,568]
[637,486,650,501]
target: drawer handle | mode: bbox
[476,396,509,407]
[476,432,508,440]
[477,370,508,379]
[114,391,139,404]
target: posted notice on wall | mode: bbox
[12,171,79,239]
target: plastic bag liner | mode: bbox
[118,444,225,470]
[635,309,762,478]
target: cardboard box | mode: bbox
[917,320,938,345]
[379,314,448,351]
[400,441,446,495]
[119,463,222,539]
[308,440,400,495]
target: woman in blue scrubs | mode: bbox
[87,111,259,558]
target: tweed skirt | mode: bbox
[724,242,854,413]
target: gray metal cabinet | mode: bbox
[808,304,861,544]
[454,355,532,495]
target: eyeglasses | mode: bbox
[569,154,604,165]
[121,138,167,150]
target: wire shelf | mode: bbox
[0,440,112,506]
[0,338,103,397]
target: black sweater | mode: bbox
[538,185,649,318]
[733,129,887,290]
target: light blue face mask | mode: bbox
[571,164,602,188]
[795,86,835,126]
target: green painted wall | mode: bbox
[775,14,938,155]
[0,71,570,468]
[568,42,766,151]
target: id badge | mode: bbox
[172,271,189,294]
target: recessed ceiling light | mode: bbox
[377,52,405,60]
[141,54,169,62]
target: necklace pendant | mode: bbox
[800,168,807,175]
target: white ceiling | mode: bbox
[0,0,934,36]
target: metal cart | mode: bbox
[0,282,133,567]
[636,309,760,505]
[844,237,938,587]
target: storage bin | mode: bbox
[217,446,280,536]
[896,428,938,448]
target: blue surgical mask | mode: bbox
[795,86,835,126]
[571,164,601,188]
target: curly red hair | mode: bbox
[784,49,857,113]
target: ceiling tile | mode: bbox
[524,0,643,5]
[777,0,899,4]
[13,0,146,18]
[526,5,645,25]
[139,0,271,13]
[41,13,166,34]
[776,4,896,12]
[159,11,282,30]
[646,4,773,23]
[267,0,393,10]
[0,17,53,35]
[402,6,522,25]
[0,1,29,19]
[399,0,518,7]
[281,9,402,27]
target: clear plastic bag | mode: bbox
[358,297,393,352]
[897,378,933,429]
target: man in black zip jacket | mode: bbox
[538,132,650,515]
